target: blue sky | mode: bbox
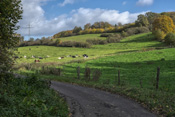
[17,0,175,40]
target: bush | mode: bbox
[86,38,107,45]
[0,75,68,116]
[153,29,166,41]
[164,33,175,46]
[100,33,112,37]
[107,33,122,43]
[59,41,91,48]
[121,31,128,37]
[126,27,150,36]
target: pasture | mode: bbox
[57,34,106,42]
[16,33,165,64]
[15,32,175,116]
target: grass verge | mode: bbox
[0,74,68,117]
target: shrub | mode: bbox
[59,41,91,48]
[126,27,150,36]
[164,33,175,46]
[86,38,107,45]
[154,29,166,41]
[0,75,68,116]
[106,33,122,43]
[100,33,112,37]
[121,31,128,37]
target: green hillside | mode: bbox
[58,34,106,42]
[16,32,165,64]
[15,33,175,116]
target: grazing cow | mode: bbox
[24,55,27,58]
[72,56,76,58]
[83,54,88,58]
[58,57,62,59]
[13,56,19,59]
[39,57,43,59]
[67,55,71,57]
[61,57,64,59]
[32,55,36,58]
[46,55,50,58]
[34,60,40,63]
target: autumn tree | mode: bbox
[0,0,23,76]
[152,15,175,34]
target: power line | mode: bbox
[20,22,34,38]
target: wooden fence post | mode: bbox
[118,70,120,85]
[77,66,80,79]
[156,67,160,90]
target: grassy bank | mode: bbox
[0,75,68,117]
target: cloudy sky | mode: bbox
[17,0,175,40]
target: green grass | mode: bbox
[39,48,175,116]
[16,33,166,64]
[58,34,106,42]
[0,75,68,117]
[15,32,175,116]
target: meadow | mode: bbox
[16,33,165,64]
[57,34,106,42]
[15,32,175,116]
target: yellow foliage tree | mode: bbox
[153,15,175,34]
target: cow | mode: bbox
[67,55,71,57]
[32,55,36,58]
[58,57,62,59]
[72,56,76,58]
[83,54,88,58]
[24,55,27,58]
[13,56,19,59]
[39,57,43,59]
[61,57,64,59]
[34,60,40,63]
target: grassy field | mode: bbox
[16,33,165,64]
[40,47,175,116]
[57,34,106,42]
[15,32,175,116]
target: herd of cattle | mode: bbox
[13,54,89,63]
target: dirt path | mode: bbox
[51,81,157,117]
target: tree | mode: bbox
[135,14,149,27]
[0,0,23,76]
[152,15,175,34]
[73,26,82,33]
[145,12,160,24]
[84,23,91,30]
[154,29,166,41]
[164,33,175,46]
[29,37,34,42]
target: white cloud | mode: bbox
[17,0,147,38]
[136,0,154,6]
[122,1,127,5]
[59,0,77,7]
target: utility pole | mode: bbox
[20,22,34,39]
[26,23,33,38]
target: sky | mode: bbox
[17,0,175,40]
